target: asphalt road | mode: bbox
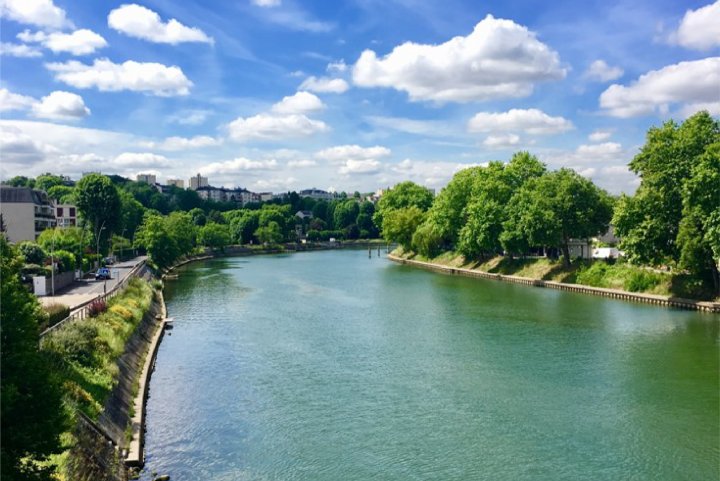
[40,255,147,309]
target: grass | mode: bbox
[41,278,155,476]
[395,248,717,301]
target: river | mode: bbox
[143,250,719,480]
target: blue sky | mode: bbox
[1,0,718,194]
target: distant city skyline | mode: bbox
[1,0,718,195]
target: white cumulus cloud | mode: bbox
[327,59,347,72]
[18,29,107,55]
[314,145,391,163]
[108,4,213,45]
[114,152,171,167]
[199,158,279,175]
[468,109,574,135]
[31,91,90,120]
[338,159,381,175]
[271,91,325,114]
[139,135,222,151]
[352,14,566,103]
[0,88,37,111]
[584,60,623,82]
[599,57,720,118]
[483,134,521,149]
[252,0,281,6]
[227,113,329,142]
[0,0,70,29]
[299,76,349,93]
[671,1,720,50]
[0,42,42,57]
[45,58,193,96]
[588,129,613,142]
[287,159,317,168]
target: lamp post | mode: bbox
[96,220,107,270]
[51,226,57,296]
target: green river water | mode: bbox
[143,250,719,480]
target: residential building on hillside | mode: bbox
[0,186,56,243]
[196,186,256,206]
[137,173,157,184]
[295,210,313,219]
[167,178,185,189]
[189,173,209,190]
[259,192,274,202]
[299,188,336,201]
[55,203,78,228]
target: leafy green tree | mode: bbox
[309,218,326,231]
[359,201,375,216]
[334,200,360,229]
[312,200,329,223]
[382,206,427,249]
[119,190,146,239]
[503,168,614,266]
[16,241,47,265]
[1,238,66,481]
[46,185,74,203]
[165,212,196,256]
[230,212,259,244]
[614,111,719,290]
[134,215,179,269]
[6,175,35,188]
[189,207,207,226]
[255,221,283,245]
[374,181,434,235]
[423,167,479,246]
[198,223,231,250]
[75,174,121,251]
[35,174,65,192]
[412,221,444,257]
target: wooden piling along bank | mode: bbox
[388,255,720,314]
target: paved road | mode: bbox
[39,256,147,309]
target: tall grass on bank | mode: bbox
[41,278,154,474]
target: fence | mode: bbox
[39,259,148,340]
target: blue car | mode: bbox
[95,268,111,280]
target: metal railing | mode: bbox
[39,259,148,339]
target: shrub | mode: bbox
[17,241,47,264]
[575,262,610,288]
[150,280,163,290]
[625,270,663,292]
[43,321,101,365]
[21,263,51,279]
[44,302,70,328]
[88,299,107,317]
[109,305,133,321]
[52,249,77,272]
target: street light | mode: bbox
[96,221,108,294]
[51,225,57,296]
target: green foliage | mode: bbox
[165,212,197,255]
[47,185,74,202]
[229,211,259,244]
[189,207,207,226]
[52,249,77,272]
[255,221,283,245]
[374,181,434,235]
[1,237,66,480]
[6,175,35,188]
[42,302,70,330]
[382,206,426,248]
[134,215,179,269]
[35,173,65,192]
[198,222,231,250]
[17,241,48,265]
[119,190,146,238]
[334,200,360,229]
[75,174,122,251]
[614,111,720,293]
[412,221,444,258]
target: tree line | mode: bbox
[376,111,719,292]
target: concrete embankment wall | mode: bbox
[388,255,720,314]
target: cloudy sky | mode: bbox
[1,0,718,194]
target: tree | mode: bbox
[614,111,719,291]
[189,207,207,226]
[1,238,66,480]
[423,167,480,246]
[374,181,434,235]
[230,211,259,244]
[6,175,35,188]
[134,215,179,269]
[312,200,329,223]
[198,223,231,250]
[46,185,74,203]
[503,168,614,266]
[75,174,121,252]
[16,241,47,265]
[119,190,145,239]
[255,221,283,245]
[165,212,196,256]
[334,200,360,229]
[412,221,444,257]
[34,174,65,192]
[381,206,427,249]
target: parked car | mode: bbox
[102,257,115,266]
[95,268,111,280]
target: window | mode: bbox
[57,207,64,217]
[69,207,76,217]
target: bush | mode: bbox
[17,241,47,264]
[21,263,51,280]
[625,270,663,292]
[43,321,101,365]
[43,302,70,329]
[52,249,77,272]
[88,299,107,317]
[576,262,611,288]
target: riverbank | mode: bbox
[389,251,720,313]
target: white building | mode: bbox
[55,203,78,228]
[0,186,57,243]
[137,173,157,184]
[196,186,256,206]
[259,192,274,202]
[167,179,185,189]
[189,173,209,190]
